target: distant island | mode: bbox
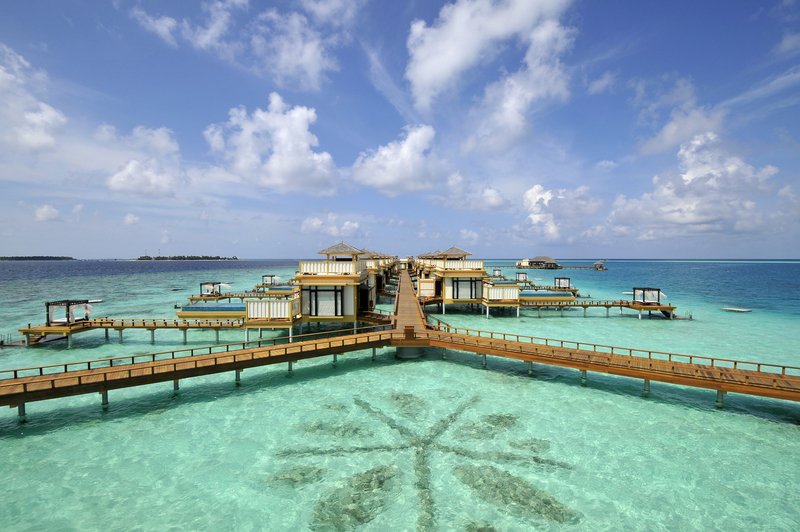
[136,255,239,261]
[0,256,76,261]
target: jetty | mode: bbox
[3,263,800,420]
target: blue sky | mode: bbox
[1,0,799,259]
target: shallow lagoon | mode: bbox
[1,260,799,531]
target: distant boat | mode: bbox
[721,308,751,313]
[170,288,184,291]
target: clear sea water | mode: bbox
[0,259,799,531]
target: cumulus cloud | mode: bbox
[405,0,573,110]
[351,124,449,196]
[610,133,778,238]
[107,159,181,197]
[522,184,603,240]
[123,213,140,225]
[587,70,616,95]
[462,19,573,154]
[130,7,178,46]
[250,10,338,91]
[460,228,479,244]
[0,44,66,152]
[132,0,359,92]
[640,106,727,154]
[204,92,337,194]
[35,204,59,222]
[632,77,727,154]
[301,213,361,237]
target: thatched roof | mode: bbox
[439,246,471,257]
[530,255,555,263]
[318,242,362,255]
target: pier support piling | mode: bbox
[517,306,520,318]
[486,305,490,319]
[443,303,446,315]
[150,330,155,344]
[289,328,293,343]
[235,369,241,384]
[528,361,533,376]
[638,310,642,320]
[560,307,564,318]
[580,369,588,386]
[101,391,108,409]
[584,308,587,318]
[716,390,725,408]
[259,328,263,338]
[372,347,376,361]
[17,403,26,420]
[118,330,123,343]
[105,329,109,340]
[182,330,187,345]
[173,380,180,393]
[643,379,650,397]
[68,334,73,349]
[288,361,293,373]
[538,307,542,318]
[482,354,487,368]
[215,329,219,344]
[333,354,338,366]
[245,328,250,343]
[442,348,446,360]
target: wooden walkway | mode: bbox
[2,269,799,413]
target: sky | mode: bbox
[1,0,800,259]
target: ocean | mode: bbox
[0,259,798,531]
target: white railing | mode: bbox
[483,284,519,301]
[247,300,294,321]
[418,279,436,297]
[442,260,483,270]
[298,260,366,275]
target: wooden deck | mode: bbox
[2,268,798,412]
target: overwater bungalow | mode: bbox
[415,246,486,314]
[516,256,562,269]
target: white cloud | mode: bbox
[0,44,66,152]
[522,184,603,240]
[301,213,361,237]
[204,92,337,194]
[123,213,140,225]
[161,230,171,244]
[180,0,248,61]
[460,228,479,244]
[107,159,181,197]
[610,133,778,238]
[595,160,617,170]
[35,204,59,222]
[462,19,573,154]
[773,31,800,56]
[72,204,83,215]
[640,106,727,154]
[130,7,178,47]
[721,65,800,108]
[299,0,365,26]
[405,0,573,110]
[587,70,616,95]
[250,10,338,91]
[351,124,449,196]
[481,187,510,210]
[132,0,357,92]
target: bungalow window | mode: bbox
[453,278,480,299]
[302,286,343,316]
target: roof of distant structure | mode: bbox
[439,246,471,256]
[530,255,555,263]
[318,242,362,255]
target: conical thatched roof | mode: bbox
[318,242,362,255]
[440,246,471,257]
[530,255,555,263]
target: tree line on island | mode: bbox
[136,255,239,261]
[0,256,75,261]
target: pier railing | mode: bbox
[298,260,367,275]
[428,324,800,377]
[0,324,393,381]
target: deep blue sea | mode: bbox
[0,259,799,531]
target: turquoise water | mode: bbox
[1,260,799,531]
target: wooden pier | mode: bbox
[3,269,799,417]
